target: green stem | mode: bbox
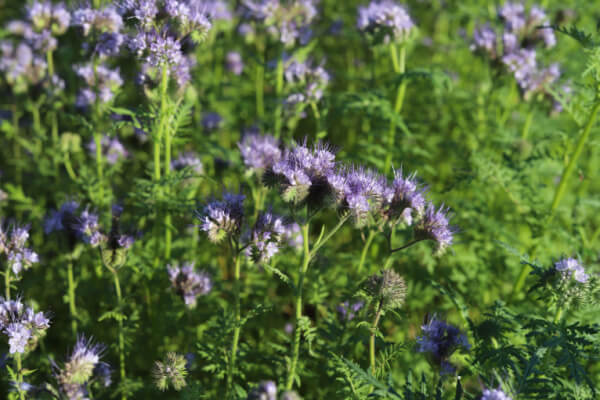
[67,260,78,337]
[369,299,384,375]
[12,105,21,186]
[226,253,242,396]
[358,231,376,273]
[274,56,284,139]
[310,215,349,256]
[553,305,563,324]
[164,92,172,260]
[112,271,126,400]
[286,223,310,390]
[390,238,423,253]
[550,101,600,215]
[16,353,24,400]
[46,50,54,77]
[521,109,534,140]
[5,263,11,299]
[256,40,265,121]
[93,132,104,199]
[64,151,78,181]
[384,44,407,175]
[155,67,169,182]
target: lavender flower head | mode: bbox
[337,300,364,321]
[0,42,47,90]
[226,51,244,75]
[248,380,277,400]
[284,58,330,104]
[238,133,281,171]
[555,258,589,284]
[470,24,497,57]
[245,212,286,264]
[74,208,105,247]
[27,1,71,35]
[416,316,469,373]
[0,297,50,354]
[74,63,123,107]
[86,135,128,165]
[0,223,39,276]
[44,200,79,234]
[167,262,212,308]
[171,152,203,174]
[481,388,512,400]
[384,168,426,226]
[415,203,454,255]
[357,0,415,43]
[199,193,245,243]
[202,112,223,131]
[199,0,232,22]
[72,5,123,36]
[282,222,303,250]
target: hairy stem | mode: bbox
[286,223,310,390]
[226,253,242,397]
[93,132,104,200]
[358,230,376,273]
[163,78,172,260]
[369,299,384,375]
[112,271,126,400]
[553,305,563,324]
[384,44,407,175]
[67,260,78,337]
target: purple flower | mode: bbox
[238,133,281,170]
[28,1,71,35]
[198,193,245,243]
[171,152,203,174]
[86,135,128,165]
[498,2,526,32]
[416,316,469,372]
[416,203,455,255]
[199,0,232,22]
[167,262,212,308]
[74,63,122,107]
[0,297,50,354]
[245,212,286,264]
[226,51,244,75]
[72,5,122,36]
[74,208,105,247]
[357,0,415,42]
[481,388,512,400]
[202,112,222,131]
[470,24,497,57]
[282,222,303,250]
[44,201,79,234]
[555,258,589,284]
[248,380,277,400]
[336,300,364,321]
[129,29,183,67]
[284,58,330,103]
[0,42,47,88]
[0,223,39,276]
[384,168,426,226]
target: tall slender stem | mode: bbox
[12,105,22,186]
[255,39,265,121]
[67,259,78,337]
[155,67,169,182]
[274,56,284,139]
[16,353,24,400]
[5,263,11,299]
[358,230,376,273]
[553,305,563,324]
[286,223,310,390]
[521,109,534,140]
[94,132,104,199]
[226,253,242,397]
[369,299,384,375]
[112,271,126,400]
[384,44,407,175]
[163,75,172,260]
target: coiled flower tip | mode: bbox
[481,388,512,400]
[167,262,212,308]
[555,257,589,284]
[247,380,277,400]
[365,269,406,311]
[415,203,455,255]
[198,192,245,243]
[153,352,188,391]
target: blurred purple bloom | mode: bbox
[481,388,512,400]
[171,152,203,174]
[226,51,244,75]
[238,133,281,170]
[202,112,222,131]
[167,262,212,308]
[0,297,50,354]
[555,258,589,284]
[417,316,469,372]
[357,0,414,42]
[284,58,330,103]
[74,63,122,107]
[337,300,364,321]
[416,203,455,255]
[86,135,128,165]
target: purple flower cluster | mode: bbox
[171,152,203,174]
[245,211,286,264]
[74,63,123,108]
[167,262,212,308]
[239,133,282,170]
[416,316,469,373]
[471,3,560,98]
[73,207,105,247]
[555,258,589,284]
[0,40,47,92]
[72,5,123,36]
[86,135,128,165]
[357,0,415,43]
[226,51,244,75]
[241,0,318,46]
[199,193,245,243]
[201,112,223,131]
[54,336,111,399]
[0,297,50,354]
[284,58,330,105]
[0,223,39,276]
[415,204,455,255]
[481,388,512,400]
[336,300,364,321]
[44,200,79,234]
[199,0,232,22]
[28,1,70,35]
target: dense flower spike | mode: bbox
[247,380,277,400]
[555,258,589,284]
[284,57,330,105]
[241,0,318,46]
[54,336,109,399]
[86,135,128,165]
[0,223,39,276]
[153,352,187,391]
[357,0,415,42]
[415,203,455,255]
[74,63,123,108]
[198,193,245,243]
[0,297,50,354]
[481,388,512,400]
[171,152,203,174]
[167,262,212,308]
[238,133,281,170]
[416,316,469,373]
[245,211,286,263]
[365,269,406,311]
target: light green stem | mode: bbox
[358,231,376,273]
[256,40,265,121]
[112,271,126,400]
[67,260,78,337]
[226,254,242,396]
[164,90,172,260]
[274,56,284,139]
[521,109,534,140]
[369,300,383,375]
[384,44,407,175]
[16,353,24,400]
[553,305,563,324]
[5,263,11,299]
[155,67,169,182]
[12,105,21,186]
[286,223,310,390]
[93,132,104,199]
